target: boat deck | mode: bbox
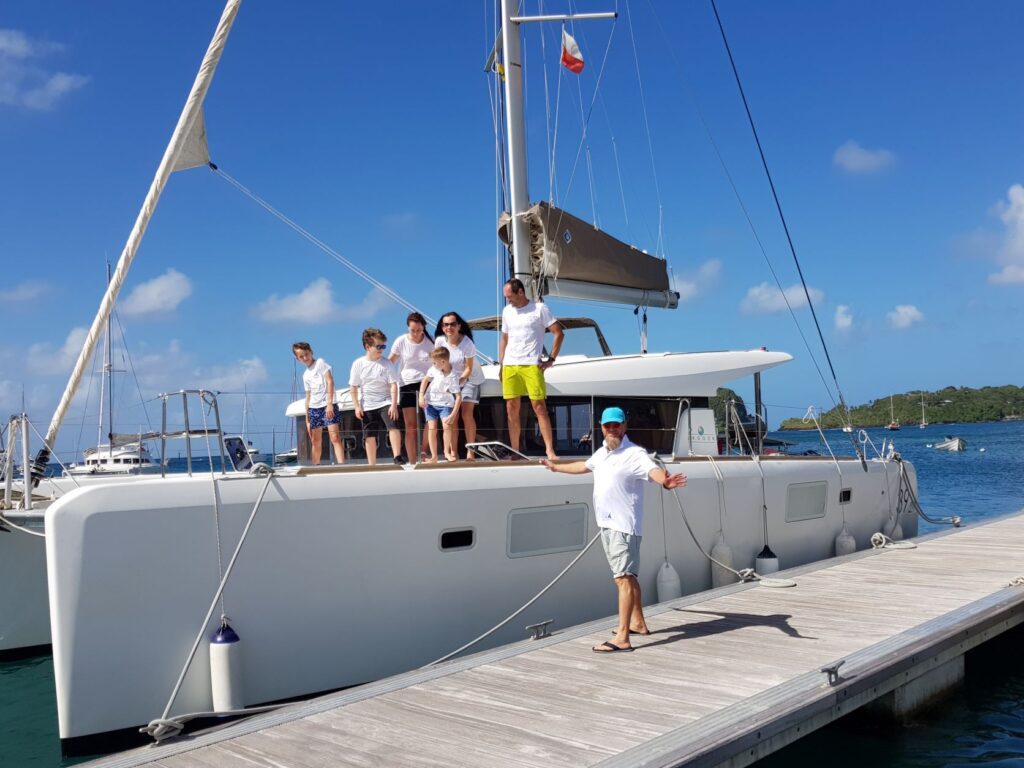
[90,511,1024,768]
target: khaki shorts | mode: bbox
[502,364,546,400]
[601,528,641,578]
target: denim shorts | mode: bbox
[307,405,341,429]
[601,528,641,578]
[424,403,453,422]
[461,382,480,404]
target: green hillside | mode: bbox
[778,385,1024,430]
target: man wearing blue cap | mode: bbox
[543,406,686,652]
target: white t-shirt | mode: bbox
[584,437,658,536]
[501,300,556,365]
[434,335,485,385]
[302,358,333,409]
[349,356,398,411]
[424,366,461,408]
[389,335,435,385]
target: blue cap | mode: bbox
[600,406,626,424]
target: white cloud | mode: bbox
[255,279,391,324]
[0,28,88,110]
[120,269,192,317]
[0,380,19,412]
[833,140,895,174]
[740,282,824,314]
[672,259,721,302]
[988,184,1024,285]
[27,326,88,375]
[835,304,853,332]
[0,280,48,302]
[887,304,924,329]
[194,357,268,392]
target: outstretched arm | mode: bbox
[649,467,686,489]
[542,459,590,474]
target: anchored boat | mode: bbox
[33,0,928,755]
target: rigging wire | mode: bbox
[642,0,839,411]
[112,309,154,434]
[624,0,665,258]
[709,0,851,422]
[209,165,434,327]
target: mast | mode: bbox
[33,0,242,478]
[96,261,114,450]
[499,0,533,297]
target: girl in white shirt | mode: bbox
[434,311,485,460]
[388,312,435,462]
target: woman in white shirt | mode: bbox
[389,312,435,462]
[434,311,485,460]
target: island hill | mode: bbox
[776,385,1024,431]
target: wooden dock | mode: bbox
[92,511,1024,768]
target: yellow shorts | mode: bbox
[502,364,547,400]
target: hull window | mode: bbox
[785,481,828,522]
[440,528,475,551]
[507,504,589,558]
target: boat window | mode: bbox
[475,396,593,457]
[839,488,852,504]
[439,528,475,551]
[593,397,680,454]
[786,481,828,522]
[507,504,589,558]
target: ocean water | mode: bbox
[2,421,1022,766]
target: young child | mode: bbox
[292,341,345,465]
[349,328,404,465]
[418,347,463,462]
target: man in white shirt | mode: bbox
[499,278,564,460]
[543,406,686,653]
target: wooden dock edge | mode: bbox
[595,587,1024,768]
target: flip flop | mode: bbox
[612,628,651,636]
[592,641,633,653]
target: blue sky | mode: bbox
[2,1,1022,459]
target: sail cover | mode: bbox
[498,202,674,298]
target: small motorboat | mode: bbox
[934,436,966,452]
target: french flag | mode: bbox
[561,28,584,74]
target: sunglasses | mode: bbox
[374,344,387,351]
[442,321,458,328]
[602,421,622,428]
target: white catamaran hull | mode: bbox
[47,456,917,745]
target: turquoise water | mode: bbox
[2,421,1022,766]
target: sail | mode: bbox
[498,202,678,308]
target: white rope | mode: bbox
[870,532,917,550]
[142,702,287,743]
[199,394,228,621]
[425,530,603,667]
[147,465,276,740]
[1007,577,1024,588]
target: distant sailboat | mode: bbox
[919,394,928,429]
[885,394,901,430]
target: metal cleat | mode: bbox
[820,659,846,686]
[525,619,553,640]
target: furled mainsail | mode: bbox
[498,202,678,308]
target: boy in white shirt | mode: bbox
[292,341,345,465]
[349,328,404,465]
[418,347,463,463]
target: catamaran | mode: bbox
[22,1,929,754]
